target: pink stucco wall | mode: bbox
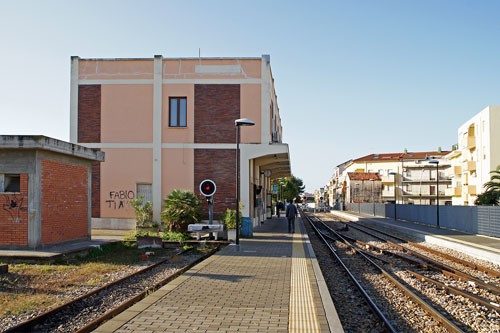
[162,84,195,143]
[101,85,154,143]
[79,60,154,80]
[162,148,194,198]
[163,59,261,80]
[100,148,153,218]
[240,84,261,143]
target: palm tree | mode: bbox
[475,166,500,206]
[161,190,202,232]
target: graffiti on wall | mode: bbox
[105,190,135,209]
[2,194,27,223]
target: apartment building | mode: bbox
[331,160,351,207]
[446,106,500,205]
[70,55,291,228]
[339,151,452,205]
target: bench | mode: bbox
[188,224,224,240]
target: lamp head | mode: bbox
[389,171,396,175]
[235,118,255,127]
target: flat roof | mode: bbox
[0,135,104,162]
[75,56,263,61]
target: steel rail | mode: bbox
[349,220,500,278]
[332,232,500,312]
[76,246,220,333]
[4,246,205,333]
[343,221,500,296]
[310,214,464,333]
[300,211,397,333]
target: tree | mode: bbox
[161,190,203,232]
[282,176,305,202]
[475,166,500,206]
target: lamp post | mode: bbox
[370,178,375,216]
[235,118,255,245]
[429,159,440,228]
[389,171,397,220]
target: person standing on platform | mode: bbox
[276,201,281,218]
[285,199,297,233]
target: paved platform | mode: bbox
[331,210,500,266]
[94,217,343,332]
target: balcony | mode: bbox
[452,166,462,174]
[445,187,462,197]
[461,136,476,149]
[462,161,476,172]
[463,185,477,196]
[381,175,395,183]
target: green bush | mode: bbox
[220,203,243,230]
[161,190,202,232]
[123,230,160,241]
[130,196,157,227]
[161,231,190,242]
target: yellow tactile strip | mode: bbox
[289,220,320,332]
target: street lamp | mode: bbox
[429,159,440,228]
[389,171,397,220]
[235,118,255,245]
[370,178,375,216]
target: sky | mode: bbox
[1,0,500,192]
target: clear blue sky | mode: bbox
[1,0,500,192]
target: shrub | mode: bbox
[130,196,156,227]
[220,203,243,230]
[161,231,190,242]
[161,190,202,232]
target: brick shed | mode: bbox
[0,136,104,249]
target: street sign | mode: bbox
[273,184,278,194]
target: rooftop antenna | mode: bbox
[198,48,201,58]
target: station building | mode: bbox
[70,55,291,229]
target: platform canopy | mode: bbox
[251,144,291,180]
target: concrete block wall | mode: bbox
[0,174,29,246]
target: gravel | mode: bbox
[1,252,206,332]
[315,212,500,332]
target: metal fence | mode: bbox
[345,203,500,238]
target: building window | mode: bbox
[430,185,436,195]
[169,97,187,127]
[0,174,20,193]
[136,183,153,204]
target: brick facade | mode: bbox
[41,160,88,244]
[78,85,101,143]
[91,161,100,217]
[194,84,240,143]
[0,174,29,246]
[194,149,236,219]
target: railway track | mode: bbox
[303,211,464,332]
[4,246,220,333]
[308,212,500,332]
[320,214,500,298]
